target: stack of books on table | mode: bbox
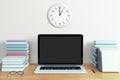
[92,40,119,72]
[2,56,27,71]
[2,40,29,72]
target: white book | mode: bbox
[2,61,25,65]
[2,66,26,72]
[2,56,26,62]
[6,42,28,44]
[2,56,26,64]
[94,40,116,45]
[2,62,26,68]
[100,48,119,72]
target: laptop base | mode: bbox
[34,65,87,74]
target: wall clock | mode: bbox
[47,4,72,28]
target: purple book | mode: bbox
[97,48,102,72]
[7,40,27,42]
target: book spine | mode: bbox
[2,61,25,65]
[6,44,29,48]
[94,45,117,48]
[97,48,102,71]
[2,67,26,72]
[6,51,29,54]
[94,40,116,45]
[7,40,27,42]
[6,42,28,44]
[6,47,28,51]
[6,54,27,56]
[2,63,26,67]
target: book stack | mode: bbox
[92,40,119,72]
[2,40,29,72]
[2,56,27,71]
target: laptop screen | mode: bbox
[38,34,83,65]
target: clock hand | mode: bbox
[59,7,61,16]
[59,7,64,16]
[60,9,63,16]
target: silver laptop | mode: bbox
[34,34,87,74]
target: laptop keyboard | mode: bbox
[40,66,81,70]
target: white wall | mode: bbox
[0,0,120,63]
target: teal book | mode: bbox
[94,44,117,48]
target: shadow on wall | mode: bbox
[83,42,93,63]
[0,42,6,60]
[28,38,38,64]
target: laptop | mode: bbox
[34,34,87,74]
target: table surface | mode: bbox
[0,64,120,80]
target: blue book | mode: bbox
[6,44,29,48]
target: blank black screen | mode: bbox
[38,34,83,65]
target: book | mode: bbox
[2,66,26,72]
[97,48,102,71]
[2,62,27,68]
[2,56,26,61]
[100,48,119,72]
[94,40,116,45]
[6,47,29,51]
[2,61,25,65]
[5,40,28,44]
[6,51,29,54]
[6,42,28,44]
[6,54,28,56]
[7,40,27,42]
[2,56,26,64]
[94,44,117,48]
[6,44,29,48]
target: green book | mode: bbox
[6,47,28,50]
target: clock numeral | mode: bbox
[55,8,57,10]
[66,19,68,21]
[51,18,54,21]
[50,14,53,17]
[55,21,57,24]
[66,10,69,13]
[68,14,70,17]
[52,10,55,13]
[63,21,65,24]
[59,22,61,25]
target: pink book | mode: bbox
[6,51,29,54]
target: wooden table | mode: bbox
[0,64,120,80]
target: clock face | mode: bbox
[47,4,72,28]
